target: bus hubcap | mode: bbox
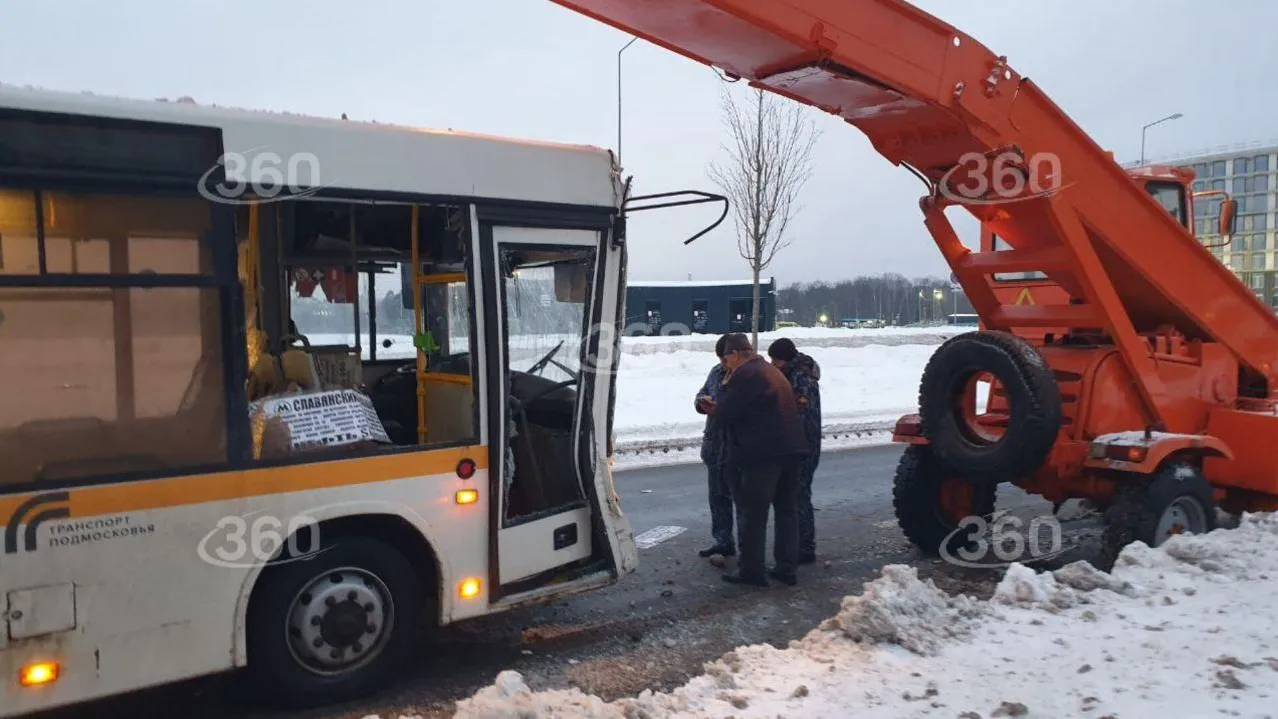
[287,568,393,674]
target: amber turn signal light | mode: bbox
[20,661,59,687]
[459,578,482,598]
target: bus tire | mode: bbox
[246,535,426,708]
[919,330,1061,483]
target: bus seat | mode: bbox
[247,348,321,399]
[279,348,320,391]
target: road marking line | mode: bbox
[634,525,687,549]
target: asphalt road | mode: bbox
[31,444,1107,719]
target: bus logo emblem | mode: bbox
[4,492,71,555]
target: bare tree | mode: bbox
[708,84,821,348]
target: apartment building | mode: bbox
[1178,144,1277,308]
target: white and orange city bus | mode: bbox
[0,84,725,715]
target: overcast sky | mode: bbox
[3,0,1276,286]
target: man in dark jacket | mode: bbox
[704,333,809,587]
[768,338,822,564]
[693,334,734,558]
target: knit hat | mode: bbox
[768,337,798,361]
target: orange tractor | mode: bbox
[549,0,1272,565]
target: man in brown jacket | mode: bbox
[703,333,809,587]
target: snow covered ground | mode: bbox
[614,341,941,445]
[613,326,965,466]
[454,513,1278,718]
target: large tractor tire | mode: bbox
[919,330,1062,483]
[893,444,998,557]
[1099,461,1216,570]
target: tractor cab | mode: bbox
[982,163,1236,338]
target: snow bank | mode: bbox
[454,513,1278,718]
[622,325,964,355]
[614,343,938,445]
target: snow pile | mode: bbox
[990,560,1138,611]
[454,513,1278,718]
[821,565,988,655]
[457,672,619,718]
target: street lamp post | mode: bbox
[617,37,638,165]
[1140,112,1183,165]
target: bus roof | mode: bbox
[0,84,622,208]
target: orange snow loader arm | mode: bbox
[551,0,1278,431]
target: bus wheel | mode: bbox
[246,536,426,707]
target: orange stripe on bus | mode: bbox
[0,445,488,521]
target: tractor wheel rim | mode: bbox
[952,371,1002,445]
[1155,497,1207,544]
[285,566,395,676]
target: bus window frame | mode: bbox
[260,197,486,463]
[495,241,601,527]
[473,205,618,598]
[0,177,620,494]
[0,182,250,496]
[230,192,625,477]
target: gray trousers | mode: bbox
[732,456,802,578]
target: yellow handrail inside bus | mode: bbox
[418,272,466,286]
[411,204,428,444]
[243,203,265,370]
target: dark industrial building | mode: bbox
[624,278,776,336]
